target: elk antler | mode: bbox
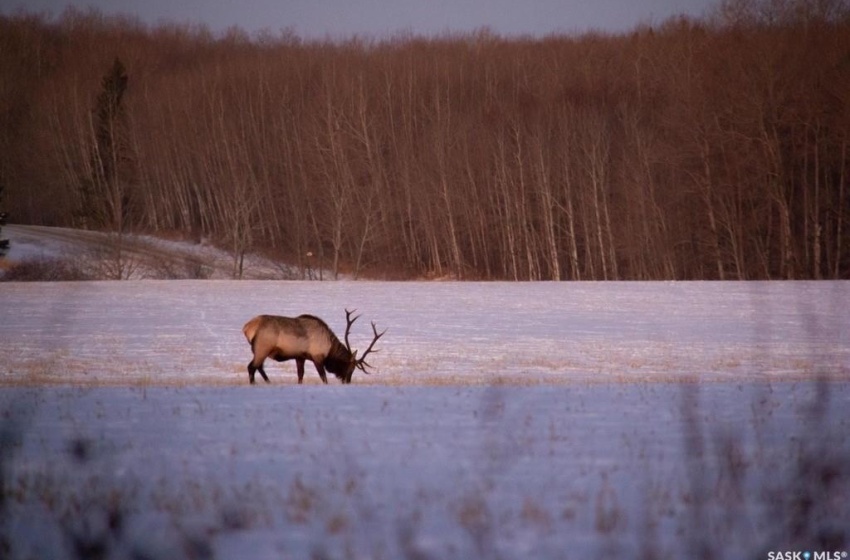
[344,308,360,351]
[355,321,387,373]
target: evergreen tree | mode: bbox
[78,58,132,232]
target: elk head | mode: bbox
[342,308,386,383]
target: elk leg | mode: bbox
[248,359,269,384]
[296,358,306,384]
[247,360,257,384]
[314,362,329,384]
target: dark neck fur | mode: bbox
[324,338,352,378]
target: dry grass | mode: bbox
[1,376,847,559]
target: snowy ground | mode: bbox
[1,227,849,559]
[0,280,847,385]
[2,382,848,560]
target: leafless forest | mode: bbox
[1,0,849,280]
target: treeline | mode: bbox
[2,1,849,279]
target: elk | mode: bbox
[242,309,385,385]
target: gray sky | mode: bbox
[3,0,718,38]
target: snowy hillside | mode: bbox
[1,224,311,280]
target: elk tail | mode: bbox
[242,316,262,347]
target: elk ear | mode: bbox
[351,350,358,361]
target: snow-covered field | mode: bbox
[1,227,849,559]
[0,280,847,385]
[2,381,847,560]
